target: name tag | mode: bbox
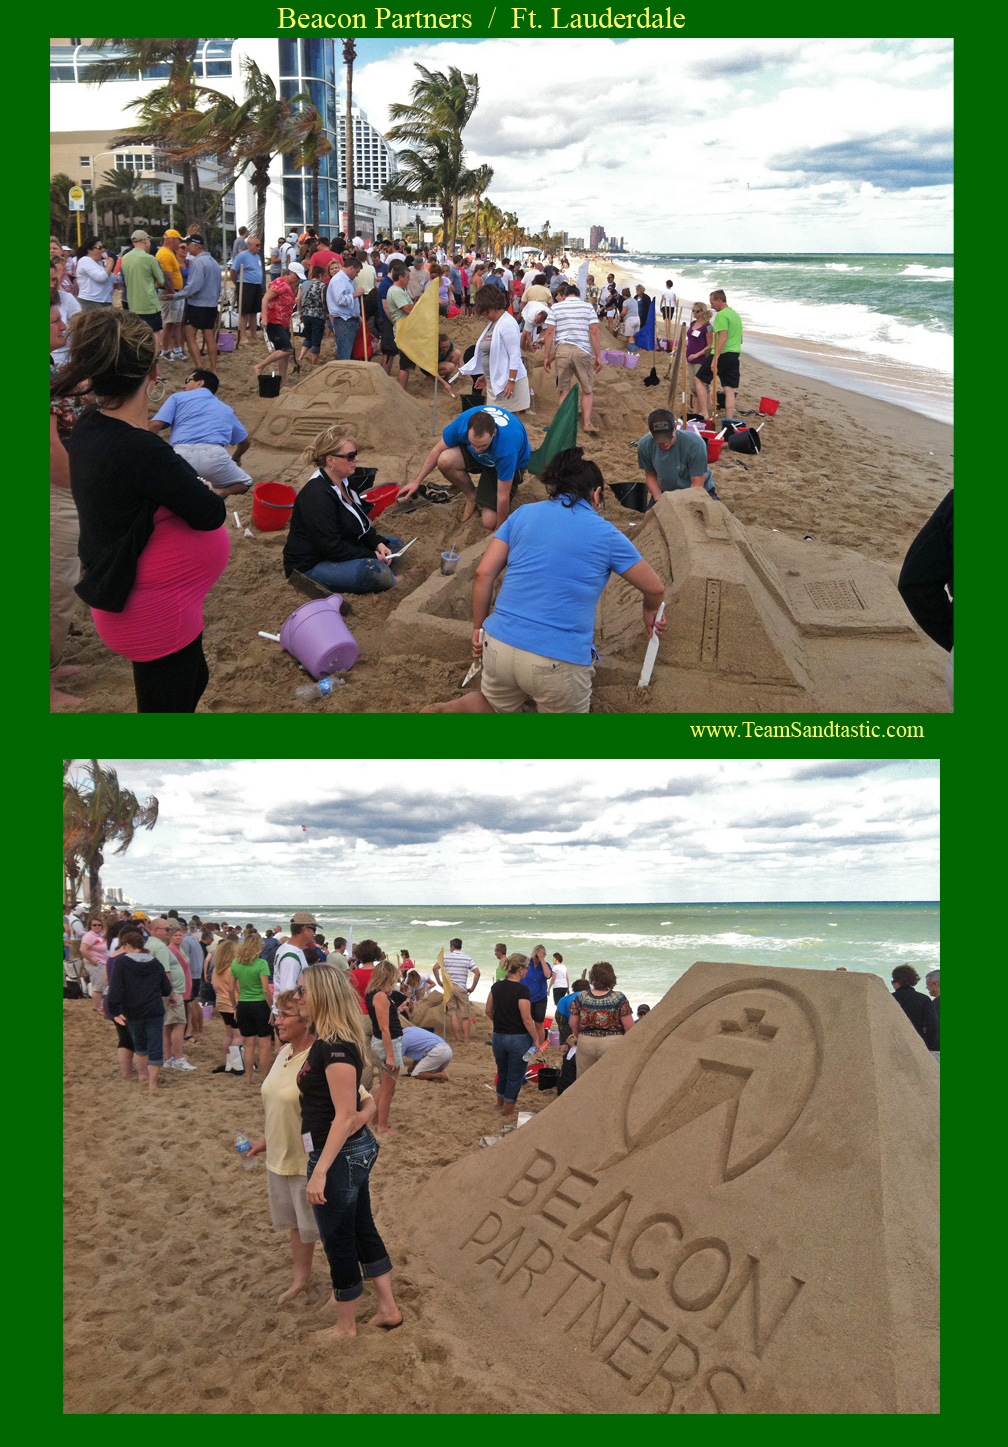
[301,1131,313,1153]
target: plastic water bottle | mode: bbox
[522,1045,538,1063]
[294,676,345,700]
[235,1132,258,1169]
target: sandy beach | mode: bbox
[55,287,952,714]
[63,993,582,1414]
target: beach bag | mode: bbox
[219,306,239,330]
[63,959,84,999]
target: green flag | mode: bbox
[528,384,580,476]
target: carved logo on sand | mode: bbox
[603,980,822,1184]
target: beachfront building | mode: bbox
[50,39,436,247]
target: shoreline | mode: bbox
[579,253,953,428]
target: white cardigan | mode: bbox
[459,312,528,396]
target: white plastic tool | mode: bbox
[637,601,666,688]
[386,537,418,559]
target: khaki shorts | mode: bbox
[481,635,594,714]
[266,1168,320,1240]
[445,985,471,1019]
[161,297,185,324]
[85,962,107,996]
[555,341,595,395]
[164,999,187,1026]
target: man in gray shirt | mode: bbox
[637,408,717,501]
[178,234,222,372]
[180,921,205,1040]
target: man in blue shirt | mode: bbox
[229,235,263,348]
[398,407,531,530]
[326,257,363,360]
[178,235,222,373]
[149,369,253,496]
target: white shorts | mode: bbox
[172,442,252,489]
[623,317,640,337]
[409,1039,453,1076]
[266,1168,320,1240]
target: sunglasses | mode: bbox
[333,450,358,461]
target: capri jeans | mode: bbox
[306,536,403,595]
[492,1031,531,1104]
[302,315,327,354]
[308,1129,392,1301]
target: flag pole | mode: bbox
[432,375,439,435]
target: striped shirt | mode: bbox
[546,298,598,355]
[443,951,475,989]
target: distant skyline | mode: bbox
[352,36,953,252]
[84,759,940,906]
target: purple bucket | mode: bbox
[280,595,359,680]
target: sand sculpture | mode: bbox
[386,490,948,711]
[409,962,939,1413]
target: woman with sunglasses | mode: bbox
[74,236,115,311]
[245,990,323,1303]
[283,425,405,595]
[296,965,402,1337]
[687,303,714,417]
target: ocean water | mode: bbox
[152,901,939,1008]
[623,252,953,422]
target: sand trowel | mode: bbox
[637,602,666,688]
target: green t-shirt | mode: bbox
[637,430,713,494]
[386,284,412,329]
[711,306,742,353]
[231,958,270,1003]
[121,248,165,316]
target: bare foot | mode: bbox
[51,689,82,708]
[278,1280,311,1304]
[461,497,476,522]
[376,1125,397,1135]
[54,664,84,679]
[314,1323,357,1340]
[319,1291,337,1312]
[370,1310,404,1330]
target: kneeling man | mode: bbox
[398,406,531,531]
[149,369,253,497]
[401,1025,453,1081]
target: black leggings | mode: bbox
[131,632,209,713]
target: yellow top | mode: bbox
[261,1044,311,1175]
[156,245,183,293]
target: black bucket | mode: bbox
[610,480,654,514]
[727,427,762,454]
[257,373,282,398]
[537,1067,561,1091]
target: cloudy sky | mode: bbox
[81,759,939,906]
[352,36,953,252]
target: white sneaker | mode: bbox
[173,1058,197,1071]
[159,350,173,360]
[172,348,186,360]
[162,1058,175,1069]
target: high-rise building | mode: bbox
[590,224,607,250]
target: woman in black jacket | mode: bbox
[106,925,174,1092]
[283,425,404,594]
[890,965,939,1053]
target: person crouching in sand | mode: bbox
[297,965,403,1336]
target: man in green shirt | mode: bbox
[121,230,166,352]
[384,262,416,392]
[709,288,743,419]
[493,942,509,982]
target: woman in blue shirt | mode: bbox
[426,449,666,713]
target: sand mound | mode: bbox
[407,961,939,1413]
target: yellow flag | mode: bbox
[395,279,439,373]
[436,946,450,1002]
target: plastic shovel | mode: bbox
[637,602,667,688]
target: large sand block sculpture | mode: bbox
[245,361,436,483]
[409,962,939,1414]
[386,491,949,710]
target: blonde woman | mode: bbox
[281,425,405,595]
[687,303,715,416]
[211,938,244,1074]
[365,958,404,1135]
[296,965,402,1337]
[246,990,321,1303]
[230,930,272,1087]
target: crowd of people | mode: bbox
[51,219,750,713]
[64,901,939,1321]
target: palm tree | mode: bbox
[63,761,159,911]
[342,40,357,239]
[180,59,310,243]
[51,173,76,242]
[386,64,481,253]
[286,103,333,230]
[466,163,494,254]
[85,39,205,228]
[94,167,157,236]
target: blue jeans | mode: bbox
[492,1031,531,1104]
[128,1015,165,1064]
[308,1129,392,1300]
[302,315,326,354]
[332,316,359,359]
[306,536,403,595]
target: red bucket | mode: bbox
[700,432,725,462]
[252,481,297,532]
[759,397,780,416]
[363,484,399,522]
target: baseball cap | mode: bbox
[287,261,306,280]
[130,229,150,241]
[647,409,677,437]
[291,910,317,926]
[164,229,183,239]
[187,234,205,246]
